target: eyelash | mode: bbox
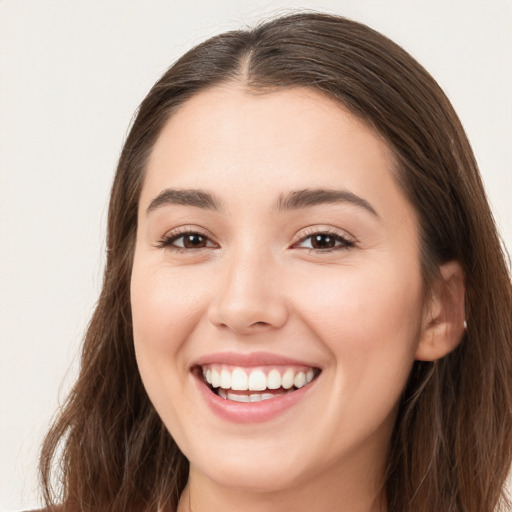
[156,228,216,253]
[292,229,355,252]
[156,228,355,253]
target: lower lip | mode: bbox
[194,373,317,424]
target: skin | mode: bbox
[130,85,465,512]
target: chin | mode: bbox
[193,454,310,493]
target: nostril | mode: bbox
[207,276,288,333]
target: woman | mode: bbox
[39,12,512,512]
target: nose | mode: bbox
[208,250,288,334]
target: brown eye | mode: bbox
[310,234,337,249]
[296,232,354,251]
[158,231,216,250]
[182,233,208,248]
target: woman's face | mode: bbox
[131,86,428,496]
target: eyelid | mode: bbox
[156,225,219,250]
[155,224,356,252]
[293,225,356,243]
[291,226,357,251]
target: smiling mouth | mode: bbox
[197,364,321,403]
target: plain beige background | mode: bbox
[1,1,511,510]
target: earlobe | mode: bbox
[415,261,466,362]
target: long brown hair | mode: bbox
[40,12,512,512]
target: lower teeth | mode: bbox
[216,388,294,402]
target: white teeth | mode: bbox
[221,390,293,403]
[211,368,220,388]
[281,368,295,389]
[227,392,250,403]
[219,369,231,389]
[231,368,248,390]
[202,365,318,393]
[248,369,267,391]
[267,369,281,389]
[293,371,306,388]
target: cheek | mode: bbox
[130,263,207,355]
[296,259,422,332]
[130,262,208,422]
[291,259,424,392]
[130,262,213,444]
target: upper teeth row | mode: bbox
[202,366,315,391]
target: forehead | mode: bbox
[147,86,393,178]
[141,85,412,223]
[152,85,388,152]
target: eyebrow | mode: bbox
[146,187,379,218]
[274,188,379,218]
[146,188,223,214]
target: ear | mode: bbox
[415,261,466,361]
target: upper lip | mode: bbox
[193,351,320,369]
